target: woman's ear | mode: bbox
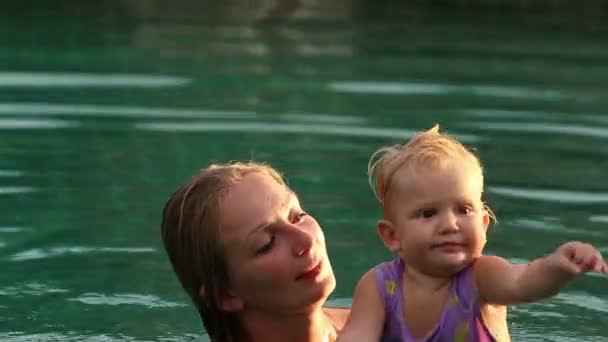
[219,292,245,312]
[377,219,400,254]
[199,284,244,312]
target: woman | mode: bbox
[161,162,349,341]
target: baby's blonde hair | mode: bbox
[368,125,484,207]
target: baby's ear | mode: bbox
[482,212,490,229]
[377,219,400,253]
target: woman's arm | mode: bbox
[475,241,608,305]
[336,269,385,342]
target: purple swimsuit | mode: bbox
[375,259,496,342]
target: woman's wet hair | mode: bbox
[161,162,286,341]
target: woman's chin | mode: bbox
[301,273,337,309]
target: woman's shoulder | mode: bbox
[323,306,350,330]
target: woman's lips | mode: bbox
[296,262,322,280]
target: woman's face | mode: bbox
[218,172,335,315]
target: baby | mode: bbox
[337,125,607,341]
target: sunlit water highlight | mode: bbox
[0,119,78,129]
[329,81,568,101]
[489,186,608,204]
[136,121,480,142]
[0,187,35,194]
[68,293,186,308]
[473,122,608,139]
[9,247,157,261]
[0,72,190,87]
[0,103,256,119]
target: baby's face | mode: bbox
[386,161,488,276]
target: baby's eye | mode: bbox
[458,206,473,215]
[419,208,436,218]
[292,212,308,224]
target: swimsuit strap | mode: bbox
[326,315,338,342]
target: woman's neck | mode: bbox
[241,306,335,342]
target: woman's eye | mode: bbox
[256,235,275,254]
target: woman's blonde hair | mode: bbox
[368,125,488,213]
[161,161,286,342]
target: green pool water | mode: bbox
[1,2,607,341]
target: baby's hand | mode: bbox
[548,241,608,276]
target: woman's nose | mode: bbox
[291,225,314,257]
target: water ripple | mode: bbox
[0,72,190,87]
[10,246,156,261]
[557,292,608,314]
[0,102,255,119]
[69,293,187,308]
[0,333,205,342]
[295,43,352,57]
[0,333,137,342]
[0,227,26,233]
[489,186,608,204]
[0,170,23,177]
[589,215,608,224]
[471,121,608,139]
[512,304,567,318]
[0,187,35,195]
[509,218,602,236]
[463,109,555,119]
[136,121,480,142]
[0,118,78,129]
[329,81,565,101]
[280,113,367,125]
[0,283,68,297]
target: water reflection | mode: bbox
[0,333,205,342]
[0,103,256,119]
[0,283,68,297]
[589,215,608,223]
[0,119,78,129]
[329,81,566,101]
[557,292,608,314]
[462,109,555,119]
[10,246,157,261]
[0,186,35,194]
[0,170,23,177]
[473,122,608,139]
[68,293,186,308]
[509,218,601,236]
[281,112,367,124]
[137,121,480,142]
[0,72,190,87]
[0,227,27,233]
[489,186,608,204]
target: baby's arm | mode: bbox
[475,241,608,305]
[336,269,385,342]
